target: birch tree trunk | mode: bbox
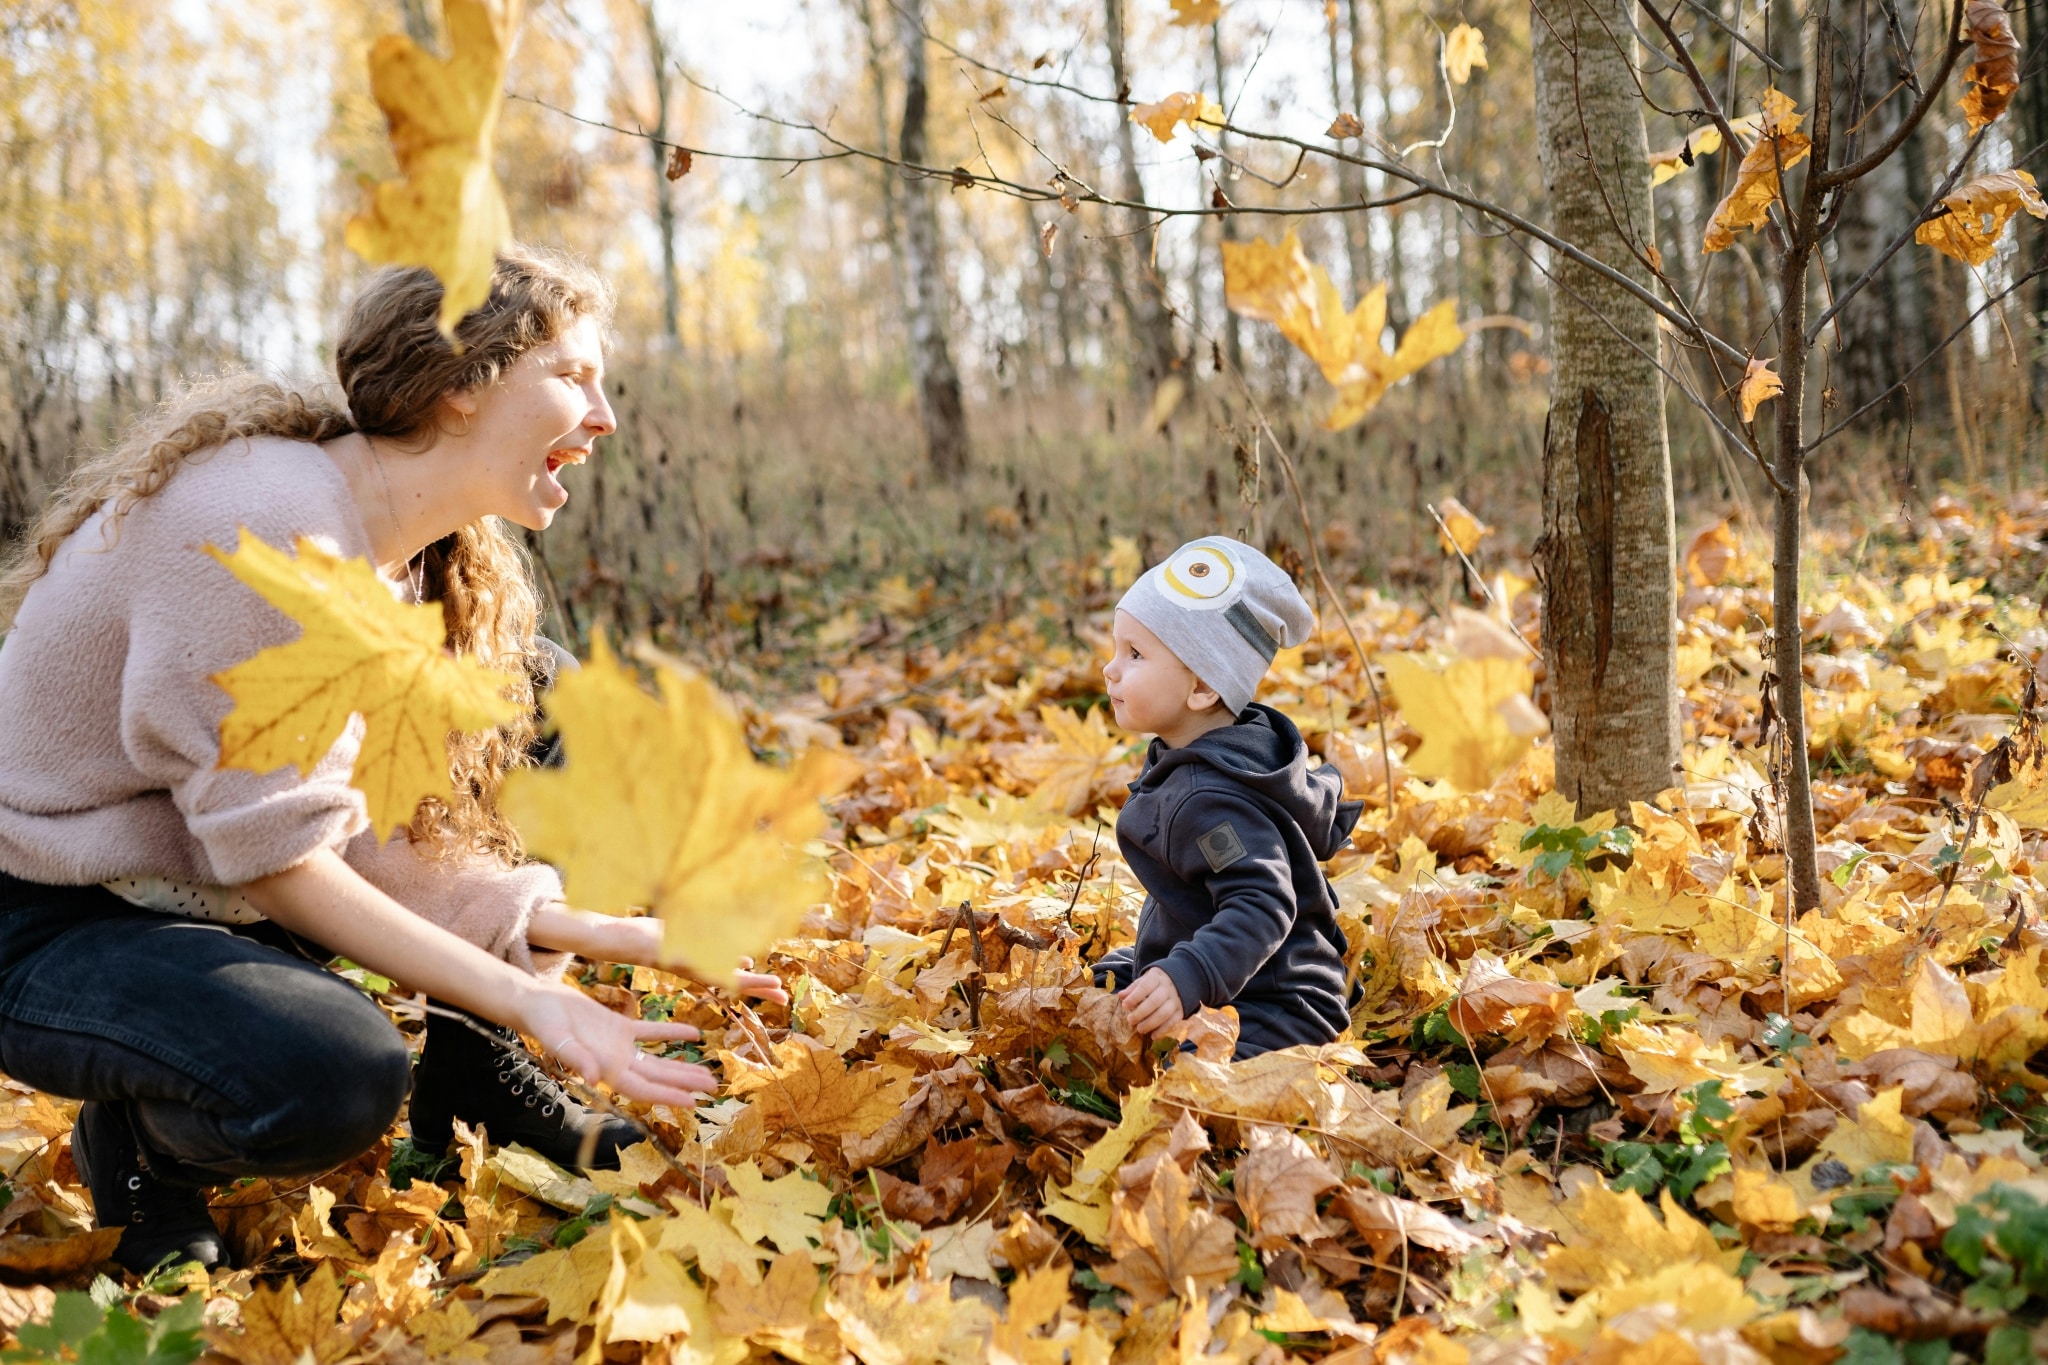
[637,0,683,349]
[1103,0,1178,385]
[1530,0,1681,815]
[894,0,969,481]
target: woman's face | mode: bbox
[453,314,616,531]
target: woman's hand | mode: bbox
[514,980,718,1107]
[527,907,789,1005]
[1120,967,1187,1038]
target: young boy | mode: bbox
[1095,537,1361,1059]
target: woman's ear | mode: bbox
[441,390,480,424]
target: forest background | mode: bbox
[11,0,2041,678]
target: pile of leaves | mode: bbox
[4,495,2048,1363]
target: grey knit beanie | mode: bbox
[1115,537,1316,715]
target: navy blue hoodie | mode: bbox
[1096,704,1361,1058]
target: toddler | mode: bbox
[1096,537,1361,1058]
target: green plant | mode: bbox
[2,1291,205,1365]
[1600,1080,1733,1201]
[1520,822,1635,879]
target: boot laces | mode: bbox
[494,1046,576,1117]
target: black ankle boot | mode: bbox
[408,1005,640,1170]
[72,1101,228,1275]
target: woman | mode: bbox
[0,247,759,1274]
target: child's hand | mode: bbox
[1120,967,1186,1037]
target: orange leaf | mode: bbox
[1703,90,1810,252]
[1739,356,1784,422]
[1959,0,2021,132]
[1915,168,2045,266]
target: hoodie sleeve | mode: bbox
[1152,789,1297,1015]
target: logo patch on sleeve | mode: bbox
[1196,820,1248,872]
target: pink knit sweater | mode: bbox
[0,436,564,975]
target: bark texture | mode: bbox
[894,0,969,481]
[1530,0,1680,816]
[637,0,683,348]
[1103,0,1179,384]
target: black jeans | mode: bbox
[0,874,410,1187]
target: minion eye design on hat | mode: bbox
[1159,542,1241,610]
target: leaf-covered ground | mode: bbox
[7,495,2048,1364]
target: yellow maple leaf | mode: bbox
[1612,1019,1786,1096]
[1915,168,2045,266]
[718,1037,914,1148]
[709,1250,825,1348]
[1647,122,1737,187]
[476,1227,616,1323]
[1379,652,1534,792]
[657,1201,773,1287]
[999,705,1138,815]
[1169,0,1223,24]
[205,1262,356,1365]
[500,636,856,984]
[1097,1160,1240,1307]
[1831,956,1976,1061]
[344,0,518,334]
[206,530,519,840]
[1534,1184,1754,1341]
[1739,356,1783,422]
[719,1160,832,1256]
[1129,91,1225,143]
[1222,231,1465,430]
[1703,89,1811,252]
[1433,496,1492,556]
[1443,23,1487,84]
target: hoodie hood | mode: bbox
[1131,703,1359,859]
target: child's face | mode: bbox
[1104,611,1221,740]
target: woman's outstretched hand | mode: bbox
[516,982,717,1108]
[526,908,790,1005]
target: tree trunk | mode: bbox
[894,0,969,482]
[1369,0,1409,330]
[2021,0,2048,415]
[1530,0,1681,816]
[1211,21,1242,375]
[1103,0,1179,384]
[637,0,683,349]
[1826,5,1914,421]
[1341,0,1374,294]
[851,0,907,320]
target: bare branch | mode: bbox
[1815,0,1967,190]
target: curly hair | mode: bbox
[0,244,616,860]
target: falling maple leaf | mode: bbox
[1379,652,1535,791]
[1169,0,1224,25]
[1914,168,2045,266]
[1959,0,2020,132]
[499,635,858,984]
[206,530,519,840]
[344,0,519,334]
[1648,122,1731,186]
[1223,231,1464,430]
[1703,89,1811,252]
[1739,356,1783,422]
[1129,91,1226,143]
[1442,23,1487,84]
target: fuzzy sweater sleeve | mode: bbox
[344,831,572,979]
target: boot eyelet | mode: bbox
[524,1095,536,1107]
[541,1105,555,1117]
[510,1083,523,1095]
[126,1175,143,1192]
[497,1070,512,1083]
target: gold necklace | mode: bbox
[364,436,425,601]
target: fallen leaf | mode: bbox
[0,1228,121,1275]
[1096,1159,1239,1307]
[720,1160,832,1254]
[343,0,519,333]
[1233,1125,1339,1248]
[1433,496,1492,557]
[207,1261,358,1365]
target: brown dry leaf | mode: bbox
[1915,169,2045,266]
[1740,356,1784,423]
[1096,1159,1240,1306]
[1443,23,1487,84]
[1685,516,1743,585]
[207,1262,358,1365]
[1234,1125,1339,1248]
[343,0,518,334]
[1129,92,1225,144]
[1327,112,1364,139]
[1445,951,1571,1043]
[0,1227,121,1275]
[1703,89,1811,252]
[1329,1184,1482,1260]
[722,1040,913,1153]
[1959,0,2021,131]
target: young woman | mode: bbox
[0,247,767,1274]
